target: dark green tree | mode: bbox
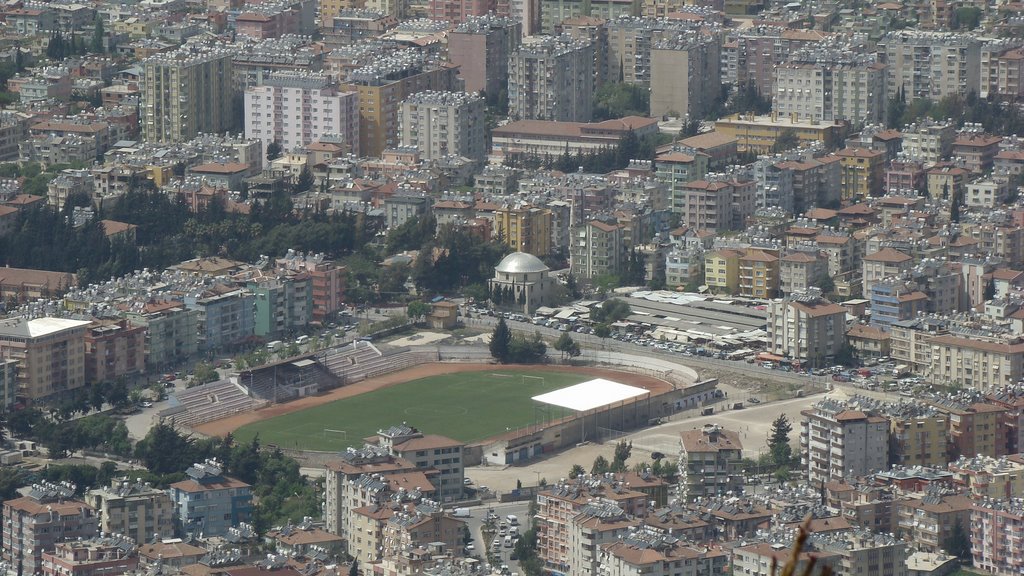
[348,560,358,576]
[489,317,512,362]
[984,278,996,301]
[944,517,972,561]
[569,463,585,479]
[613,439,632,467]
[591,455,610,474]
[266,141,283,162]
[591,299,632,323]
[768,414,793,469]
[407,300,430,322]
[293,165,314,193]
[553,332,581,360]
[772,128,800,153]
[951,189,962,223]
[90,18,105,53]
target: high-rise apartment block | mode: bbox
[801,398,890,484]
[773,52,886,126]
[86,478,176,545]
[493,204,553,256]
[0,317,90,403]
[427,0,493,23]
[878,31,981,100]
[767,289,848,367]
[142,46,235,144]
[399,91,486,161]
[245,73,360,157]
[605,16,701,87]
[341,49,460,156]
[537,0,636,34]
[650,34,721,119]
[509,35,594,122]
[448,15,521,96]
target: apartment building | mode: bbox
[273,255,347,324]
[823,481,898,534]
[861,247,913,296]
[371,424,466,503]
[399,91,486,161]
[868,279,928,332]
[704,249,742,293]
[41,536,138,576]
[807,530,908,576]
[650,35,721,120]
[537,0,634,34]
[141,47,234,143]
[952,133,1002,174]
[780,250,828,295]
[536,477,649,574]
[494,204,552,256]
[168,460,253,538]
[82,319,146,385]
[900,120,956,164]
[491,116,658,160]
[678,424,743,501]
[926,334,1024,392]
[86,478,175,544]
[768,290,847,367]
[322,446,428,537]
[675,179,755,232]
[972,499,1024,575]
[773,55,886,126]
[381,502,465,559]
[2,482,98,576]
[950,455,1024,499]
[568,501,638,576]
[599,527,729,576]
[125,301,199,370]
[884,403,949,468]
[509,35,594,122]
[244,73,360,157]
[427,0,492,23]
[341,50,460,156]
[878,31,981,100]
[267,521,344,559]
[733,541,839,576]
[448,15,521,95]
[897,492,972,554]
[570,220,626,279]
[0,317,90,403]
[739,249,779,299]
[186,287,256,353]
[994,48,1024,100]
[801,398,890,484]
[836,147,885,201]
[656,149,710,212]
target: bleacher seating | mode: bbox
[163,379,260,428]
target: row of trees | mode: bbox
[886,89,1024,136]
[501,130,665,173]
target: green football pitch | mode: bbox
[233,370,590,451]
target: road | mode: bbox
[463,500,532,574]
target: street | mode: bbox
[462,500,532,573]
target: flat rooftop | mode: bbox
[0,317,92,339]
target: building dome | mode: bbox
[495,252,549,274]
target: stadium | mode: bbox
[166,341,719,466]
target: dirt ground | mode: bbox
[192,363,671,438]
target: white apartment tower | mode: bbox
[399,91,486,161]
[878,31,981,100]
[509,35,594,122]
[245,72,360,157]
[773,51,886,126]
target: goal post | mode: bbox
[323,428,347,440]
[522,375,545,387]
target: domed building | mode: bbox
[489,252,558,313]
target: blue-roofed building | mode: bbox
[168,460,252,538]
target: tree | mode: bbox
[950,189,962,223]
[407,300,430,322]
[772,128,800,153]
[944,517,972,561]
[569,463,585,479]
[768,414,793,469]
[613,439,632,467]
[553,332,581,360]
[591,455,609,474]
[594,323,611,339]
[774,466,791,485]
[816,273,836,295]
[591,299,632,323]
[349,560,358,576]
[266,141,283,162]
[489,317,512,362]
[834,343,855,366]
[90,18,104,53]
[984,278,996,301]
[293,164,314,193]
[189,362,219,387]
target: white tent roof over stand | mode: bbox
[532,378,648,412]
